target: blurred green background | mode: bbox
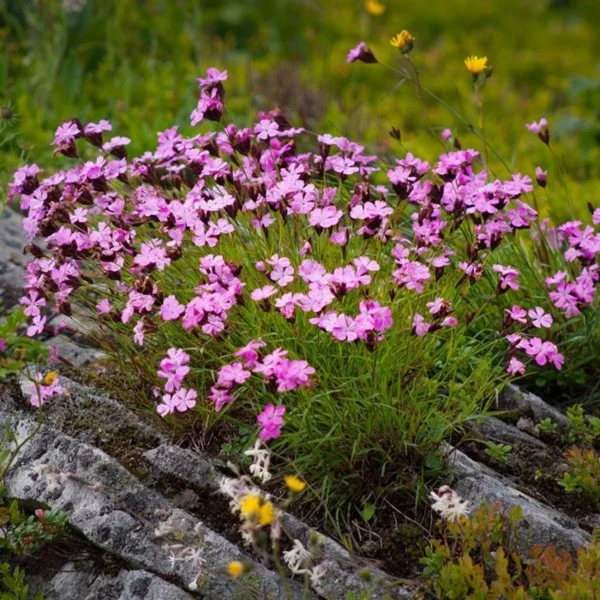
[1,0,599,221]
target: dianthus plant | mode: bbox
[9,65,597,508]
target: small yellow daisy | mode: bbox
[464,56,488,76]
[284,475,307,493]
[42,371,59,385]
[227,561,244,578]
[365,0,386,16]
[390,30,415,54]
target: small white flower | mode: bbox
[283,539,312,574]
[430,485,470,522]
[310,563,326,588]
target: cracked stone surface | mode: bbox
[445,445,591,553]
[0,408,305,599]
[467,415,547,448]
[37,563,194,600]
[144,443,413,600]
[498,384,570,429]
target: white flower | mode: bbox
[184,547,205,569]
[166,551,177,569]
[283,539,312,574]
[310,563,326,589]
[245,439,272,483]
[430,485,470,522]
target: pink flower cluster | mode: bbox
[10,66,599,438]
[209,343,315,417]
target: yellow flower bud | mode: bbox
[284,475,307,493]
[227,561,244,578]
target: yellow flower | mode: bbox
[365,0,386,16]
[284,475,307,493]
[227,561,244,578]
[389,30,415,54]
[42,371,59,385]
[464,56,488,76]
[239,494,274,525]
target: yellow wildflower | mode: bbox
[42,371,59,385]
[284,475,307,493]
[227,561,244,578]
[464,56,488,76]
[239,494,274,525]
[365,0,386,16]
[389,30,415,54]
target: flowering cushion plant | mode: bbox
[9,63,599,508]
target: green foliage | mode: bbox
[536,418,558,436]
[0,300,48,381]
[564,405,600,446]
[558,446,600,507]
[483,441,512,466]
[0,564,43,600]
[421,502,600,599]
[0,427,67,600]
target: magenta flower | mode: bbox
[505,305,527,324]
[217,362,251,388]
[346,42,378,64]
[209,387,233,412]
[159,296,185,322]
[528,307,553,329]
[525,117,548,134]
[157,348,191,392]
[507,357,526,376]
[257,404,286,441]
[493,264,520,292]
[0,338,6,352]
[412,313,431,337]
[440,128,452,141]
[309,206,343,229]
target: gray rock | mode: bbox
[498,385,569,429]
[45,336,106,367]
[445,445,590,554]
[39,563,193,600]
[467,415,546,448]
[144,444,413,599]
[16,374,164,451]
[0,409,304,599]
[143,444,218,492]
[0,207,26,308]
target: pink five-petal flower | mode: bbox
[527,307,553,329]
[160,295,185,321]
[507,357,526,376]
[257,404,286,441]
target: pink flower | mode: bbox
[251,285,278,302]
[160,295,185,321]
[157,348,190,392]
[493,265,520,291]
[440,128,452,141]
[172,388,198,412]
[412,313,431,337]
[235,339,266,368]
[507,357,526,376]
[217,362,251,388]
[0,339,6,352]
[523,337,564,369]
[528,307,553,329]
[346,42,377,64]
[257,404,286,441]
[308,206,343,229]
[505,305,527,324]
[133,321,145,345]
[526,118,548,134]
[209,387,233,412]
